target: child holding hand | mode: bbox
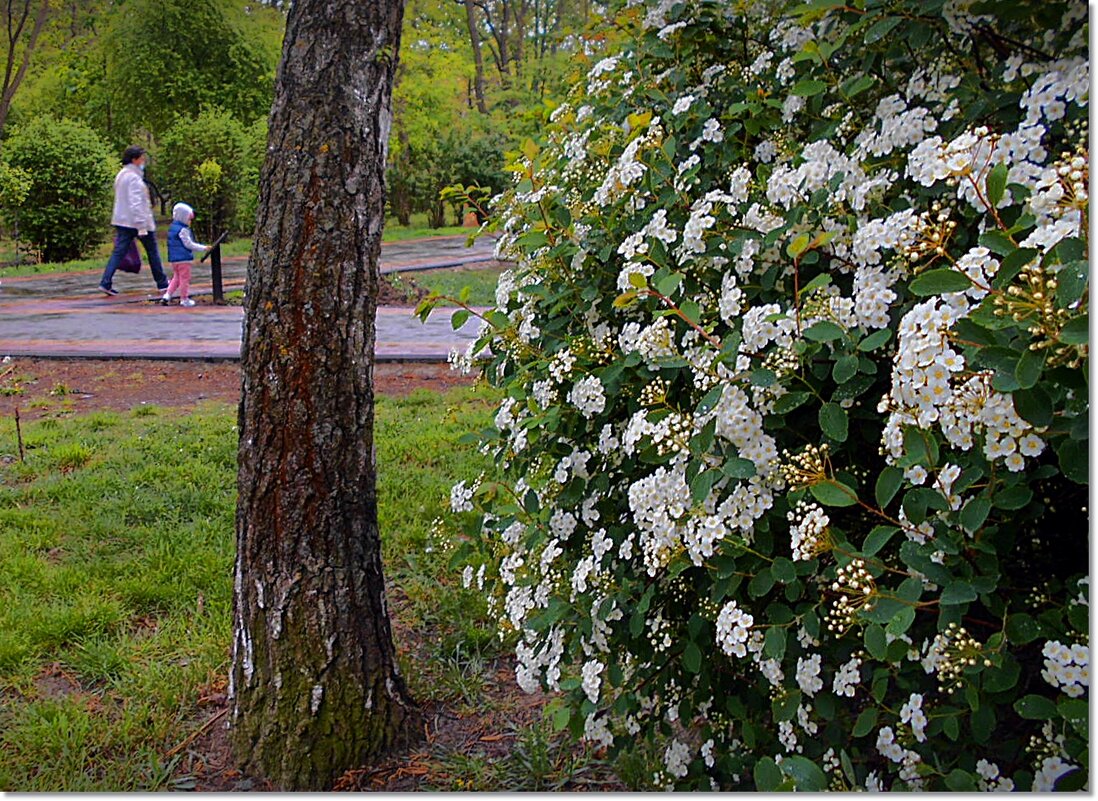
[161,202,209,307]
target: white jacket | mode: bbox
[111,164,156,231]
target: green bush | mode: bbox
[432,0,1089,792]
[232,117,268,237]
[156,108,248,241]
[2,117,113,262]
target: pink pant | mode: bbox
[166,262,192,299]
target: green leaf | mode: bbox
[684,641,702,674]
[690,468,719,503]
[982,657,1020,693]
[1059,314,1088,345]
[940,581,977,606]
[656,272,683,296]
[772,392,811,414]
[722,456,757,479]
[791,79,828,96]
[862,525,897,556]
[1011,385,1053,428]
[832,354,859,384]
[551,702,571,732]
[985,162,1009,208]
[801,273,833,294]
[818,403,848,442]
[960,496,991,533]
[886,606,916,637]
[764,626,788,660]
[803,320,844,342]
[450,309,470,331]
[1014,694,1058,720]
[909,268,972,295]
[979,230,1015,256]
[874,467,903,510]
[857,328,892,352]
[1014,346,1045,389]
[1058,438,1087,484]
[748,568,775,598]
[695,385,723,415]
[628,270,648,289]
[810,479,858,507]
[771,557,797,583]
[843,74,875,98]
[1056,260,1088,309]
[787,232,811,257]
[864,624,887,660]
[751,368,777,387]
[754,757,783,791]
[993,485,1032,511]
[1059,697,1088,736]
[1005,613,1041,645]
[852,707,878,737]
[779,756,828,791]
[612,291,637,308]
[945,769,978,792]
[863,15,900,43]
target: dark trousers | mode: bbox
[100,226,168,290]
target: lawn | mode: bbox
[0,386,620,791]
[387,264,504,308]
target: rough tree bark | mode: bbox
[231,0,420,790]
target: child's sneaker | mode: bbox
[180,298,196,307]
[159,292,171,306]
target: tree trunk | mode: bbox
[0,0,51,137]
[231,0,420,791]
[462,0,488,114]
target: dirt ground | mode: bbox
[0,358,476,420]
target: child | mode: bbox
[161,203,209,307]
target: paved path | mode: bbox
[0,235,498,361]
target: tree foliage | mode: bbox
[101,0,276,138]
[431,0,1089,791]
[156,107,248,239]
[2,114,112,260]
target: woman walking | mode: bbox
[98,145,169,295]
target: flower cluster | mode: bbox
[1041,640,1089,698]
[431,0,1090,791]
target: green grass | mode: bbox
[403,265,503,307]
[0,386,553,791]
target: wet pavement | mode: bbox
[0,235,498,361]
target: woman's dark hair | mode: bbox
[121,145,146,165]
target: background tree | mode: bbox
[0,0,51,136]
[1,114,111,260]
[231,0,420,790]
[99,0,278,140]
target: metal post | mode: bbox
[211,243,224,304]
[200,231,229,304]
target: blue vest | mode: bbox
[167,220,196,262]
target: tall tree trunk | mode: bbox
[463,0,488,114]
[231,0,420,790]
[0,0,50,137]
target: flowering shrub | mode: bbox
[426,0,1089,791]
